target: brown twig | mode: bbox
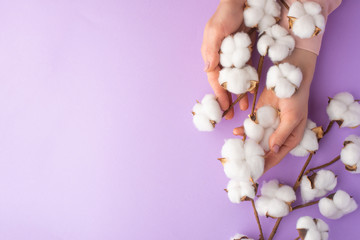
[292,200,320,211]
[295,237,301,240]
[250,55,265,117]
[323,120,335,136]
[293,153,314,191]
[279,0,290,10]
[268,218,282,240]
[250,199,264,240]
[304,155,341,176]
[222,93,247,117]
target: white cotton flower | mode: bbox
[257,24,295,62]
[220,138,265,181]
[230,233,254,240]
[319,190,358,219]
[244,0,281,33]
[255,180,296,218]
[192,94,222,131]
[226,179,256,203]
[291,119,320,157]
[296,216,329,240]
[326,92,360,128]
[266,63,303,98]
[341,135,360,173]
[219,65,258,95]
[288,1,325,39]
[300,170,337,203]
[220,32,252,68]
[244,105,280,151]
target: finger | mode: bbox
[206,66,231,114]
[201,24,223,72]
[264,119,307,171]
[239,93,249,111]
[225,91,234,120]
[269,116,298,153]
[233,126,245,136]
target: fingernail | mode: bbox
[272,144,280,153]
[204,61,210,71]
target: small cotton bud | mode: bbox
[291,119,320,157]
[192,94,222,131]
[326,92,360,128]
[341,134,360,173]
[266,63,303,99]
[288,1,325,39]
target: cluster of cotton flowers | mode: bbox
[255,180,296,218]
[244,0,281,33]
[318,190,358,219]
[219,138,265,181]
[220,32,252,68]
[296,216,329,240]
[300,170,337,203]
[244,105,279,151]
[340,135,360,173]
[192,94,222,131]
[326,92,360,128]
[288,1,325,39]
[291,119,321,157]
[266,62,303,98]
[230,233,254,240]
[226,179,257,203]
[257,24,295,62]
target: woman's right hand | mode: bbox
[201,0,248,119]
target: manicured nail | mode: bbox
[204,61,210,71]
[272,144,280,153]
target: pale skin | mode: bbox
[201,0,317,171]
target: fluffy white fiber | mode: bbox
[341,135,360,173]
[288,1,325,39]
[219,65,258,95]
[266,63,303,98]
[220,32,252,68]
[192,94,222,131]
[300,170,337,203]
[255,180,296,218]
[244,105,280,151]
[319,190,358,219]
[244,0,281,33]
[326,92,360,128]
[291,119,319,157]
[221,138,265,181]
[227,179,256,203]
[230,234,254,240]
[296,216,329,240]
[257,24,295,62]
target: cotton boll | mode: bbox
[268,44,290,62]
[224,160,251,181]
[291,145,309,157]
[258,15,277,33]
[288,1,325,39]
[345,134,360,146]
[291,119,320,157]
[260,127,274,152]
[333,190,351,210]
[342,199,358,214]
[221,139,244,160]
[304,229,321,240]
[247,156,265,181]
[255,196,272,216]
[341,143,360,166]
[244,138,265,158]
[314,170,337,191]
[334,92,355,104]
[230,233,254,240]
[316,219,329,232]
[260,179,279,198]
[296,216,316,229]
[257,34,274,56]
[300,176,317,203]
[267,198,290,218]
[244,118,264,142]
[256,105,278,128]
[296,216,329,240]
[244,7,264,28]
[227,180,256,203]
[220,54,233,68]
[232,48,251,68]
[233,32,252,48]
[244,0,280,31]
[192,94,222,132]
[276,185,296,203]
[244,65,259,82]
[220,32,251,68]
[326,99,347,120]
[266,63,302,99]
[319,197,340,219]
[221,36,235,53]
[219,67,255,95]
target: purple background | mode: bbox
[0,0,358,239]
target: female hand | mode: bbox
[234,48,318,171]
[201,0,249,119]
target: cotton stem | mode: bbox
[292,200,320,211]
[250,199,264,240]
[279,0,289,10]
[323,120,335,136]
[250,55,265,118]
[222,93,247,117]
[268,218,282,240]
[293,153,314,191]
[304,155,341,175]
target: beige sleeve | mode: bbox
[278,0,342,55]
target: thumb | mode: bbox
[269,117,297,153]
[201,25,223,72]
